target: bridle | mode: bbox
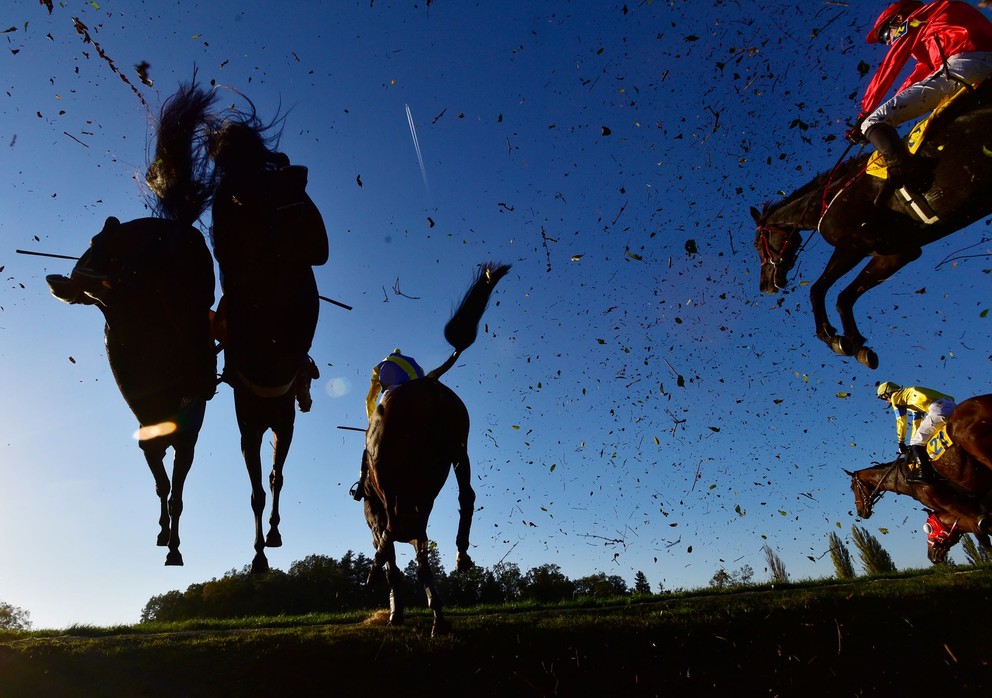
[850,460,901,518]
[755,223,801,290]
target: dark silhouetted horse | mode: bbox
[47,82,217,566]
[847,458,992,564]
[752,83,992,368]
[361,263,510,637]
[207,112,328,574]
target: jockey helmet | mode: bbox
[866,1,923,44]
[877,381,901,399]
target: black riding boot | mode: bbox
[865,123,926,206]
[906,445,935,484]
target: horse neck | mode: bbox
[764,190,822,232]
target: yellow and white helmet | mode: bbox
[876,381,901,399]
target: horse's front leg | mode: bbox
[265,407,294,549]
[241,426,269,574]
[810,250,863,357]
[453,454,476,572]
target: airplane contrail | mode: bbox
[405,103,430,195]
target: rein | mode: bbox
[854,460,902,517]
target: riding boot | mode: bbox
[906,445,935,484]
[350,450,369,501]
[865,123,927,208]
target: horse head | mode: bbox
[847,467,876,519]
[751,206,801,294]
[924,510,963,564]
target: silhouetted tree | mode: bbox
[573,572,628,599]
[851,525,897,575]
[961,535,991,566]
[827,531,856,579]
[709,564,754,589]
[633,570,652,594]
[763,545,790,584]
[0,601,31,630]
[521,563,575,602]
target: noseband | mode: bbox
[755,224,797,266]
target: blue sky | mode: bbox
[2,1,991,629]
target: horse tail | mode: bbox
[145,78,218,226]
[427,262,510,380]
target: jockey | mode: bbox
[364,349,425,420]
[850,1,992,193]
[352,349,425,501]
[876,381,957,484]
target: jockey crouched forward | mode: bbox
[850,1,992,197]
[351,349,425,501]
[876,381,957,483]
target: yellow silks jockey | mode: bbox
[365,349,425,419]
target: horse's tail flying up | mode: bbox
[427,262,510,380]
[145,77,218,226]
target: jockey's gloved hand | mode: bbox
[898,443,909,454]
[846,122,867,145]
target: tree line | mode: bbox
[140,547,655,623]
[6,526,988,628]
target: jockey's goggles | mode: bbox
[881,19,909,45]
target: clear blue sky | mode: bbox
[2,1,991,629]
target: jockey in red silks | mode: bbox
[850,1,992,193]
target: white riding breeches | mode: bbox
[908,399,957,447]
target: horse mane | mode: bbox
[764,150,870,221]
[145,78,218,226]
[427,262,511,380]
[205,91,289,174]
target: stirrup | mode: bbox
[349,481,363,501]
[897,187,939,225]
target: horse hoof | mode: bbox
[456,552,475,572]
[265,531,283,548]
[856,347,878,370]
[389,613,405,627]
[165,551,184,566]
[156,533,170,547]
[251,555,270,575]
[829,336,852,357]
[432,618,451,638]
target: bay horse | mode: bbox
[207,110,328,574]
[752,81,992,368]
[46,82,217,566]
[361,262,510,637]
[847,458,992,564]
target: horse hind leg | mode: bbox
[163,439,196,567]
[142,442,183,565]
[242,429,270,574]
[264,416,294,549]
[453,454,476,572]
[416,540,450,637]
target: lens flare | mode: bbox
[134,421,178,441]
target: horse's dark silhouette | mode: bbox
[207,111,328,574]
[847,458,992,564]
[46,82,217,566]
[752,83,992,368]
[361,262,510,637]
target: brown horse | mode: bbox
[207,108,329,574]
[847,458,992,564]
[752,81,992,368]
[46,82,217,566]
[361,262,510,637]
